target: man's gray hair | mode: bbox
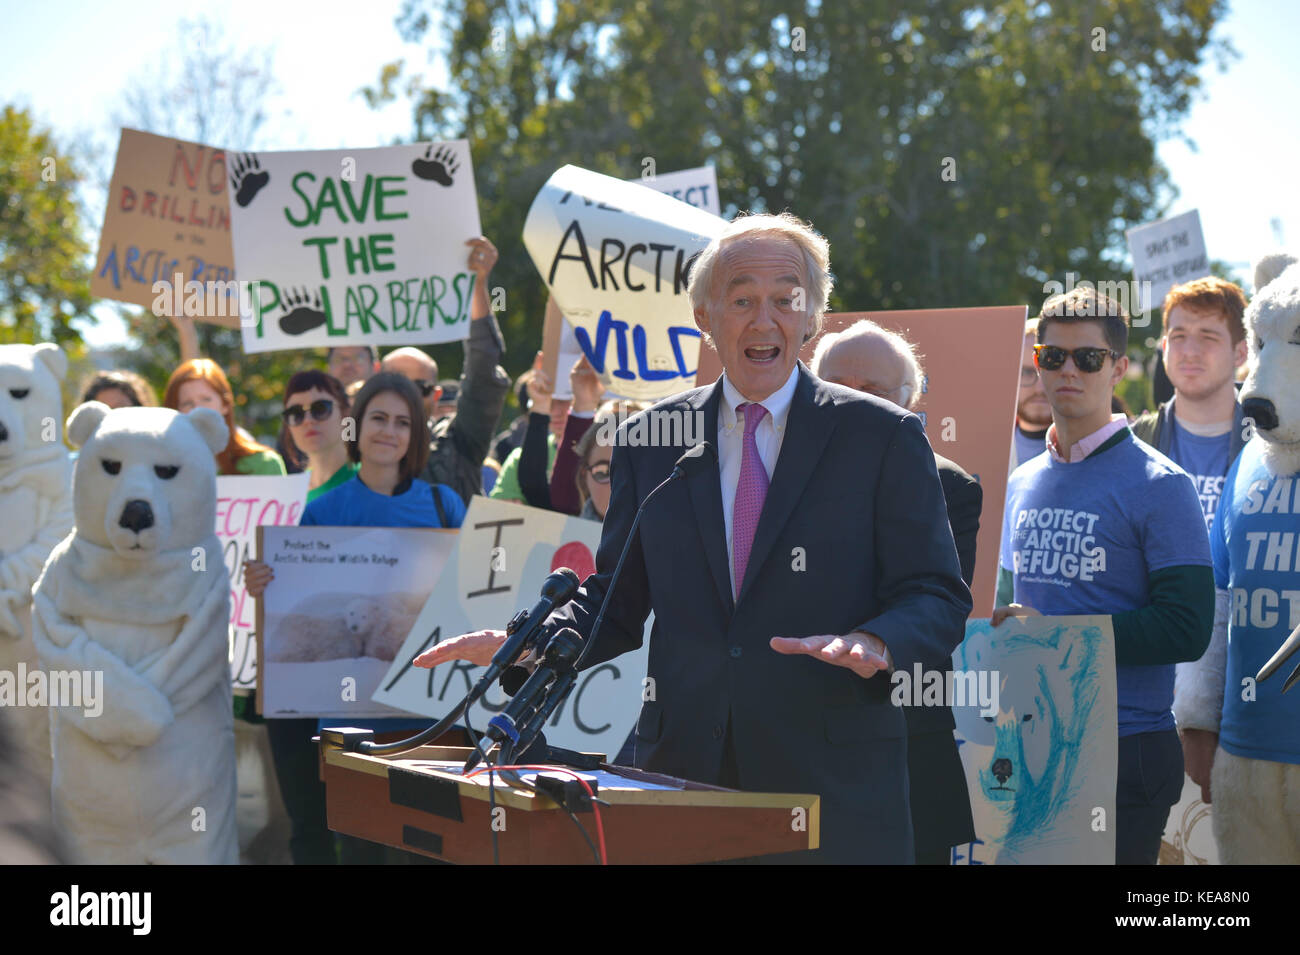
[687,212,833,344]
[810,320,925,410]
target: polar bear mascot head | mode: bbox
[0,343,74,643]
[1241,252,1300,477]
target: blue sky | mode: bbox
[3,0,1297,348]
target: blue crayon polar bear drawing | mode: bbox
[0,343,74,783]
[954,618,1114,863]
[1174,252,1300,864]
[31,402,237,864]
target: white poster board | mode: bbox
[229,141,482,353]
[216,473,308,691]
[375,496,649,759]
[258,525,456,718]
[523,165,725,401]
[950,615,1118,864]
[1126,210,1210,316]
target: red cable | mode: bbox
[465,763,608,864]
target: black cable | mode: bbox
[461,703,500,866]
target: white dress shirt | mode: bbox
[718,366,799,589]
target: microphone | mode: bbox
[573,440,716,672]
[466,627,585,771]
[464,569,579,708]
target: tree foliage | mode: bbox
[369,0,1231,408]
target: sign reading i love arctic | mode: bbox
[229,141,482,354]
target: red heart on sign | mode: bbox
[551,541,595,581]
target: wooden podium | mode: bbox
[319,729,820,864]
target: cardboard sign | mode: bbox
[92,128,237,315]
[216,474,308,691]
[375,496,649,759]
[1126,210,1210,315]
[229,141,482,354]
[629,165,721,216]
[950,615,1118,864]
[697,306,1027,616]
[524,165,725,401]
[257,526,456,718]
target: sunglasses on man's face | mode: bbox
[412,379,436,398]
[586,462,611,484]
[282,399,335,426]
[1033,344,1122,373]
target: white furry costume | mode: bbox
[1173,252,1300,865]
[0,343,74,783]
[31,403,237,864]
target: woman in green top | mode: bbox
[163,359,286,475]
[276,370,358,501]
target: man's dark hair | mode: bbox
[346,372,430,478]
[1038,288,1129,354]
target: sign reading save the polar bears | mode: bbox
[950,615,1118,865]
[216,473,308,691]
[229,142,482,354]
[523,165,725,401]
[375,496,650,759]
[257,526,456,718]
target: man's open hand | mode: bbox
[412,629,507,669]
[770,631,892,679]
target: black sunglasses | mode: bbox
[1033,344,1122,373]
[282,399,335,426]
[412,379,436,398]
[586,462,611,484]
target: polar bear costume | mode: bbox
[1173,252,1300,864]
[0,343,74,783]
[31,402,238,864]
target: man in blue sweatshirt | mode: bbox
[994,287,1215,864]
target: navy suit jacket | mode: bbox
[550,363,972,862]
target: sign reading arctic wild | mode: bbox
[524,165,725,401]
[229,141,483,354]
[92,128,236,314]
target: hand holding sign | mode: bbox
[570,355,603,414]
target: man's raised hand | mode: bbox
[413,629,507,669]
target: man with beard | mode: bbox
[1010,319,1053,471]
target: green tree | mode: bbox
[0,105,95,351]
[370,0,1231,410]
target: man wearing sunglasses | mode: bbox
[993,287,1215,865]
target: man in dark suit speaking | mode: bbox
[416,212,972,862]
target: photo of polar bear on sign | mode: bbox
[1173,251,1300,864]
[257,526,453,719]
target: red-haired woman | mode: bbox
[162,359,286,476]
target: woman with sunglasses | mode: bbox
[278,371,357,499]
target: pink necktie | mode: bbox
[733,402,770,596]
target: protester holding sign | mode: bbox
[163,360,286,477]
[994,288,1215,865]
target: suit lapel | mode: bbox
[737,366,835,606]
[685,382,734,616]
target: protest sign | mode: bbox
[524,165,725,401]
[1126,210,1210,316]
[630,164,721,216]
[375,496,649,759]
[216,474,308,692]
[92,128,238,317]
[257,526,456,718]
[229,141,482,354]
[697,305,1026,616]
[950,615,1118,864]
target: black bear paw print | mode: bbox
[412,143,460,186]
[230,152,270,207]
[278,286,327,336]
